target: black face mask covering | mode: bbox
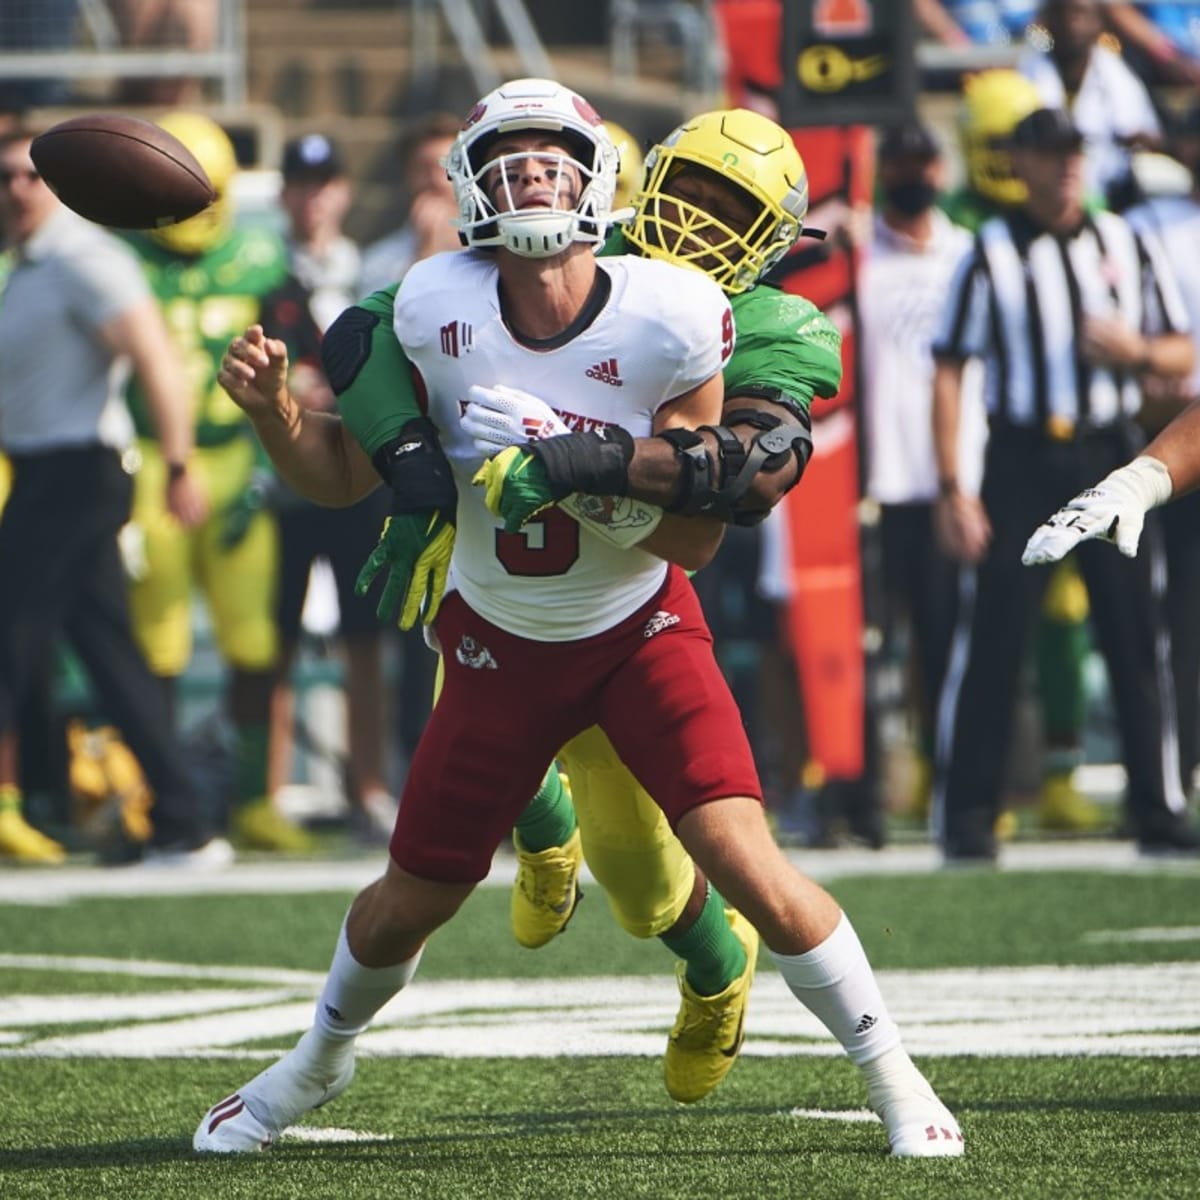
[884,179,938,217]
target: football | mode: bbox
[30,113,217,230]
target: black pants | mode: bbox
[935,423,1188,853]
[879,501,960,754]
[0,445,205,846]
[1160,489,1200,790]
[275,489,391,642]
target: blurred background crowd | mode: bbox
[3,0,1200,865]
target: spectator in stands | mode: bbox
[0,124,230,866]
[1105,3,1200,89]
[915,0,1035,46]
[112,0,218,105]
[359,113,462,296]
[1019,0,1163,207]
[261,134,396,846]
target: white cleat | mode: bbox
[193,1034,355,1154]
[865,1050,965,1158]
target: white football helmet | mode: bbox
[446,77,618,258]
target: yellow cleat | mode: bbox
[511,826,583,948]
[1038,772,1109,833]
[994,809,1018,842]
[664,908,759,1104]
[0,808,66,864]
[232,798,317,854]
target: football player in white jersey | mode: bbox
[194,79,964,1160]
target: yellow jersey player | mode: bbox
[123,113,307,853]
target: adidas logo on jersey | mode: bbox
[586,358,623,387]
[642,610,680,639]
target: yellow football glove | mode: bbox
[472,446,561,532]
[356,511,456,630]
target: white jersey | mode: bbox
[394,250,732,640]
[859,210,987,503]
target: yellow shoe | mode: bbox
[907,753,933,822]
[994,810,1018,842]
[232,798,317,854]
[1038,772,1108,832]
[664,908,759,1104]
[0,808,66,864]
[511,827,583,948]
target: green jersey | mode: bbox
[126,227,288,446]
[336,249,842,456]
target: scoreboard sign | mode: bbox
[778,0,916,127]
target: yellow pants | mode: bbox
[129,438,279,675]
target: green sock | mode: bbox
[661,884,747,997]
[513,766,576,852]
[0,784,21,814]
[235,723,270,805]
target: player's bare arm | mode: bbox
[636,372,727,570]
[932,356,991,563]
[218,323,378,507]
[102,295,209,528]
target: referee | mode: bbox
[930,107,1200,861]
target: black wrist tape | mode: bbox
[529,426,635,497]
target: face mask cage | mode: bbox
[454,134,613,257]
[628,162,793,293]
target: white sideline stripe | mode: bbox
[285,1126,393,1144]
[0,954,325,986]
[1084,926,1200,944]
[0,989,302,1026]
[1,961,1199,1060]
[0,841,1181,905]
[786,1108,880,1124]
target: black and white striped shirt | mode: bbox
[932,209,1188,433]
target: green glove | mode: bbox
[219,468,276,550]
[472,446,560,533]
[355,511,456,630]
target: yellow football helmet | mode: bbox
[625,108,808,295]
[959,69,1043,208]
[605,121,645,212]
[149,112,237,256]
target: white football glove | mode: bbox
[462,383,568,457]
[1021,456,1173,565]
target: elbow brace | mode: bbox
[371,417,459,521]
[659,399,813,526]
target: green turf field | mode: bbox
[1,851,1198,1199]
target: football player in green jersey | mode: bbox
[342,108,838,1104]
[123,113,310,854]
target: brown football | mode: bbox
[31,113,217,230]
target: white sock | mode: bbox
[313,919,424,1043]
[769,912,902,1066]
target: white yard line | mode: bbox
[2,960,1199,1060]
